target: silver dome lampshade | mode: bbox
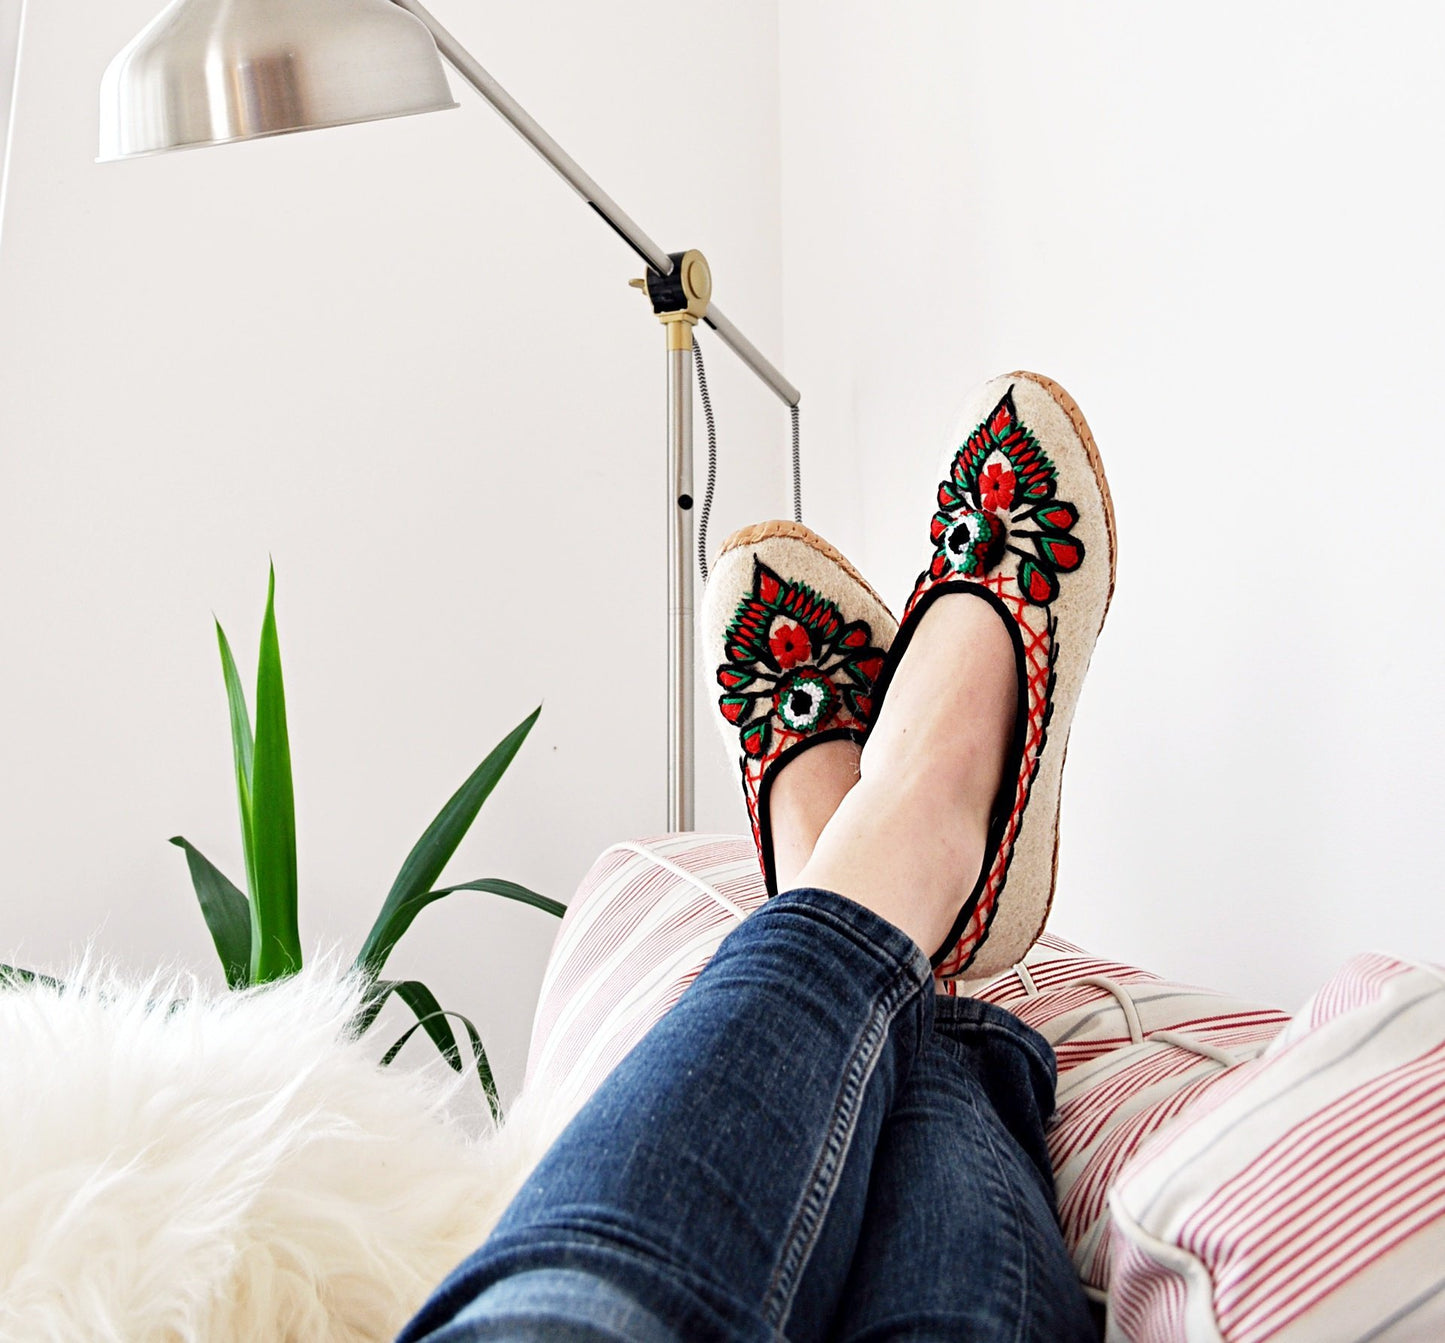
[99,0,458,161]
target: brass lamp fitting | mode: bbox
[631,249,712,350]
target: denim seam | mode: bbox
[963,1081,1036,1343]
[760,970,923,1329]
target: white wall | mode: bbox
[780,1,1445,1009]
[7,0,1443,1104]
[0,0,786,1100]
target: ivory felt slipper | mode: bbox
[702,520,898,893]
[869,371,1116,982]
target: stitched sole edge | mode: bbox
[1008,369,1118,623]
[716,519,895,620]
[960,370,1115,980]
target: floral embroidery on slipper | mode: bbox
[717,559,887,764]
[928,387,1084,607]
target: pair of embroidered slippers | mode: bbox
[701,372,1116,982]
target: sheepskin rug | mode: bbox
[0,959,574,1342]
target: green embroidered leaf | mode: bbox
[1018,558,1059,606]
[1036,533,1083,573]
[1024,500,1078,533]
[740,719,772,758]
[716,667,757,693]
[719,693,755,725]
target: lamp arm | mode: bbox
[390,0,800,408]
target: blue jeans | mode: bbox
[398,890,1095,1341]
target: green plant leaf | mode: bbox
[355,977,461,1062]
[352,976,394,1037]
[355,707,543,977]
[215,618,259,908]
[0,963,64,991]
[428,877,566,919]
[169,836,252,988]
[355,876,564,983]
[249,565,301,982]
[379,1004,500,1122]
[352,975,449,1041]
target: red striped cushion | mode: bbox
[523,835,766,1114]
[525,834,1293,1310]
[1109,954,1445,1342]
[971,941,1290,1299]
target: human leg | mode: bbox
[767,737,863,890]
[795,591,1018,959]
[786,595,1085,1338]
[682,543,1082,1341]
[404,367,1116,1340]
[822,997,1095,1342]
[398,529,919,1342]
[397,889,938,1343]
[398,604,1040,1341]
[790,591,1092,1341]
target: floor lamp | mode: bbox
[98,0,801,832]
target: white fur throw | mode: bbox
[0,959,573,1343]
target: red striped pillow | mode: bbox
[523,835,765,1115]
[1108,954,1445,1342]
[524,833,1292,1310]
[970,941,1290,1301]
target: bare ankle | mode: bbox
[768,738,862,890]
[790,591,1018,955]
[862,593,1017,815]
[794,770,989,955]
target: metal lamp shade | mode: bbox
[99,0,458,161]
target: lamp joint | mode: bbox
[634,250,711,349]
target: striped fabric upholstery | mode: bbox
[523,835,766,1116]
[1107,954,1445,1343]
[971,941,1291,1299]
[524,834,1294,1306]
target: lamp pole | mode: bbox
[667,333,697,832]
[391,0,800,831]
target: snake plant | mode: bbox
[169,567,564,1118]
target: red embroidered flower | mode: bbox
[928,388,1084,607]
[718,561,889,762]
[979,461,1016,513]
[769,622,810,670]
